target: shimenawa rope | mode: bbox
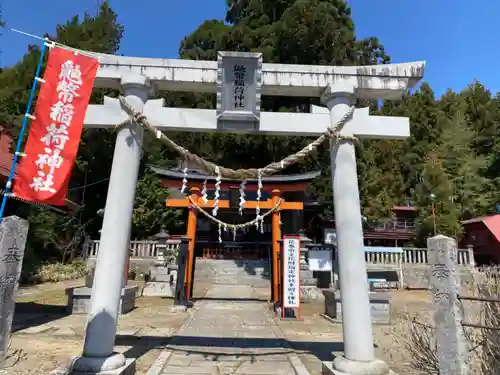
[116,96,357,180]
[188,195,283,231]
[115,95,356,232]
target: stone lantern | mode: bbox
[297,229,312,273]
[143,228,177,297]
[148,228,171,286]
[153,227,170,267]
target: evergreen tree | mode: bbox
[438,108,491,218]
[414,152,461,242]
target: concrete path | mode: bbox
[153,285,307,375]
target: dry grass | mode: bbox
[8,279,195,375]
[391,266,500,375]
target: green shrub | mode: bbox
[25,261,87,284]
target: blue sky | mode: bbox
[1,0,498,98]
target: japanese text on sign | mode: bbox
[282,236,300,308]
[13,47,99,205]
[233,64,246,109]
[30,60,82,193]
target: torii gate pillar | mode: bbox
[321,85,390,375]
[71,75,150,373]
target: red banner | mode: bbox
[13,48,99,205]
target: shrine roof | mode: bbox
[149,166,321,184]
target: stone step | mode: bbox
[193,259,271,287]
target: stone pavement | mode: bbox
[150,284,308,375]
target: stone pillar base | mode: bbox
[171,304,187,313]
[322,356,395,375]
[54,352,136,375]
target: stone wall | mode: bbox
[84,240,476,289]
[87,257,475,289]
[362,263,475,290]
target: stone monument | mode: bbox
[428,235,468,375]
[0,216,29,365]
[143,229,179,297]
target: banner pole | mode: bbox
[0,42,48,221]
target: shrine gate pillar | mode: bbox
[185,187,199,300]
[73,75,150,373]
[321,85,389,374]
[271,189,281,302]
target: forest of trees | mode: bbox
[1,0,499,273]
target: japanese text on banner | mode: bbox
[283,236,300,308]
[13,48,99,205]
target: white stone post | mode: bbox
[321,85,390,375]
[72,75,150,373]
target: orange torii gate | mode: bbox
[165,182,306,302]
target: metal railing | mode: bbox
[364,247,473,266]
[83,239,181,259]
[83,239,475,267]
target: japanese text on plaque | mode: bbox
[233,64,246,108]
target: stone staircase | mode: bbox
[194,259,271,287]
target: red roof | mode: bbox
[463,215,500,243]
[0,152,14,179]
[0,133,14,179]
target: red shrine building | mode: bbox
[460,215,500,265]
[151,165,322,299]
[152,164,419,256]
[151,164,420,297]
[313,205,418,247]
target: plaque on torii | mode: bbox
[216,51,262,132]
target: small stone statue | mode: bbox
[165,245,179,265]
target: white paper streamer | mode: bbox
[255,169,263,229]
[201,179,208,204]
[212,166,221,217]
[239,180,247,215]
[218,222,222,243]
[180,167,188,194]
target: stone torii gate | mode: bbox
[73,52,424,375]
